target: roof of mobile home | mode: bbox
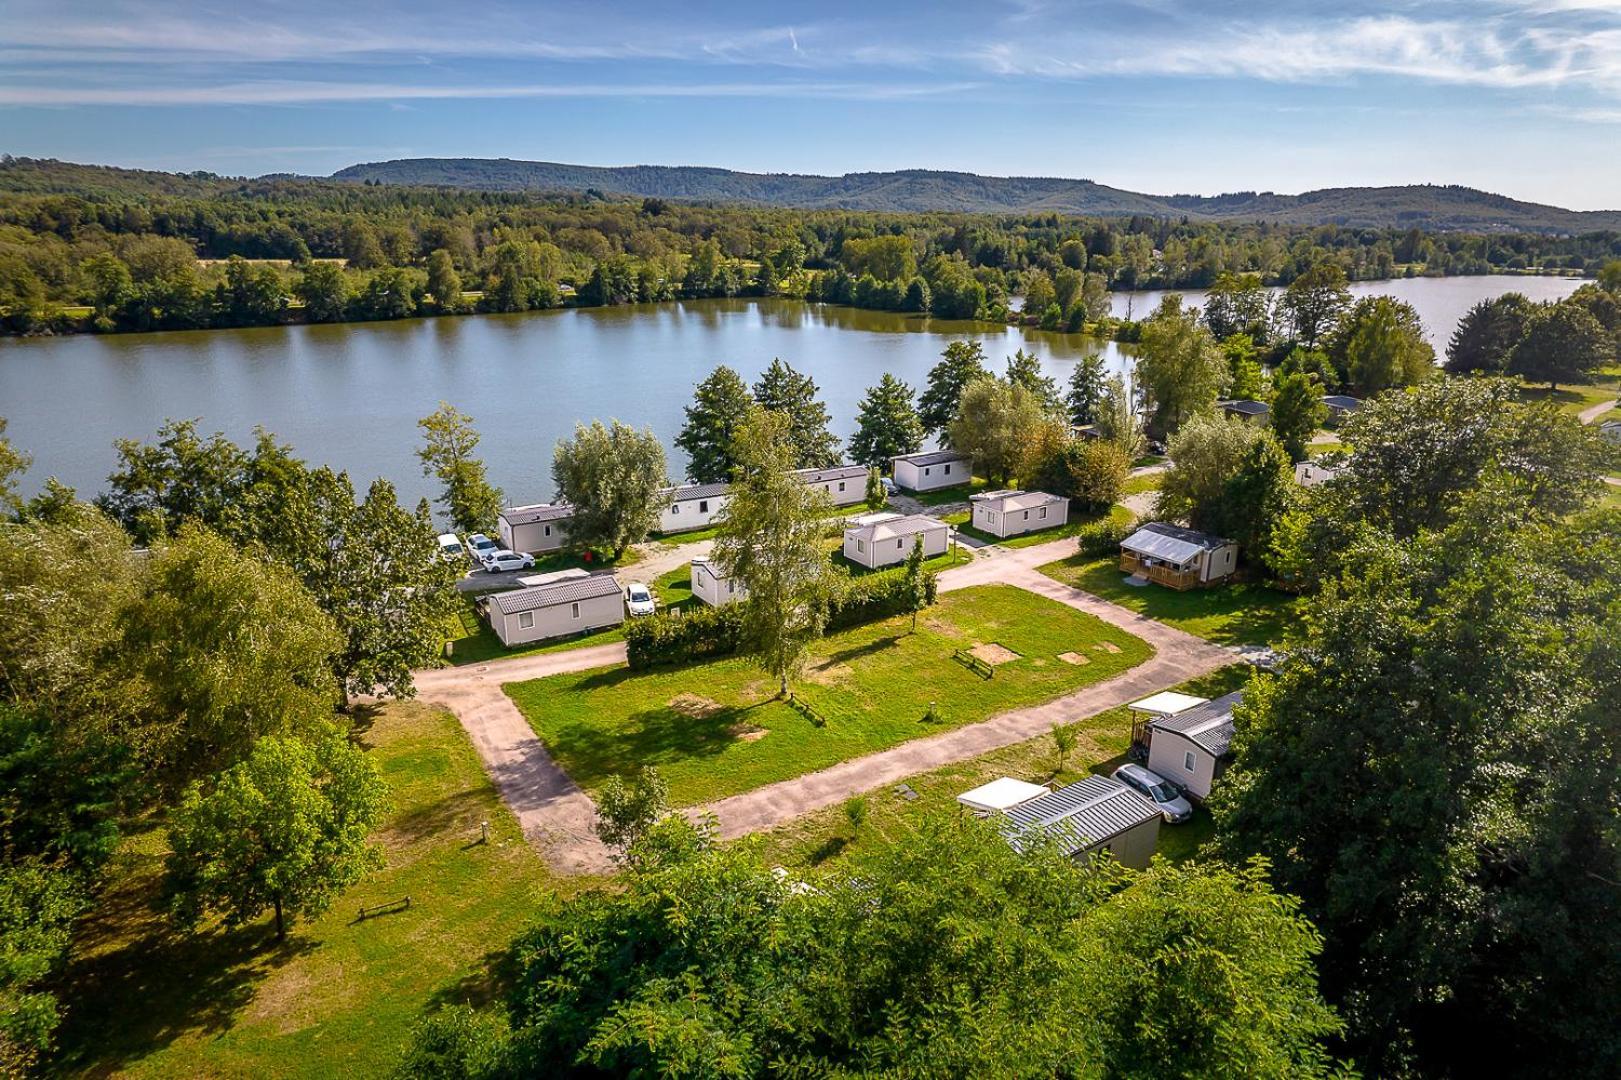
[970,489,1066,512]
[792,464,868,484]
[488,573,621,616]
[1002,776,1159,853]
[499,502,573,525]
[957,777,1049,814]
[892,450,971,467]
[1120,522,1231,563]
[660,481,730,502]
[1149,690,1245,757]
[843,512,949,544]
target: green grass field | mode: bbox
[747,665,1251,872]
[52,703,563,1080]
[507,585,1153,807]
[902,476,992,506]
[1120,472,1165,497]
[1037,554,1300,646]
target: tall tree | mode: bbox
[551,420,668,557]
[417,402,503,534]
[1094,373,1145,459]
[294,261,349,323]
[1445,292,1533,374]
[1134,295,1228,437]
[1508,300,1612,391]
[1202,271,1273,342]
[1269,371,1329,462]
[1281,262,1351,348]
[947,378,1061,485]
[1155,413,1277,535]
[164,733,387,942]
[1334,296,1435,393]
[1065,353,1107,426]
[674,365,753,484]
[752,358,840,469]
[918,340,991,439]
[1003,349,1064,414]
[0,417,29,516]
[712,408,835,697]
[847,374,924,468]
[425,249,464,314]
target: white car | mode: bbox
[466,532,499,565]
[479,549,535,573]
[624,582,656,617]
[436,533,465,564]
[1112,763,1194,824]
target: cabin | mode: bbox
[841,512,950,570]
[657,482,730,534]
[891,450,972,493]
[1119,522,1238,590]
[1125,690,1212,755]
[1294,460,1346,487]
[1146,691,1243,802]
[690,555,746,607]
[956,777,1049,818]
[1220,399,1271,425]
[1001,776,1162,870]
[969,489,1069,539]
[482,569,623,646]
[793,464,869,507]
[1321,395,1362,426]
[497,502,573,554]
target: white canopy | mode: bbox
[1127,691,1209,716]
[957,777,1049,814]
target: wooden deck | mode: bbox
[1120,552,1201,591]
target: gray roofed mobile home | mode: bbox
[1221,399,1271,417]
[894,450,971,468]
[662,481,731,501]
[499,503,574,526]
[489,573,621,616]
[1321,394,1362,412]
[498,502,574,554]
[1002,776,1161,868]
[793,464,868,484]
[1149,691,1243,757]
[1121,522,1230,563]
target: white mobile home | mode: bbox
[1294,460,1346,487]
[841,512,950,570]
[793,464,869,507]
[690,555,746,607]
[658,482,730,534]
[1119,522,1238,590]
[891,450,972,493]
[1147,691,1242,802]
[498,503,573,554]
[969,489,1069,539]
[483,570,623,647]
[1001,776,1162,870]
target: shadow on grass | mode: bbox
[807,834,852,866]
[426,944,522,1013]
[548,697,780,788]
[386,787,490,846]
[819,633,905,666]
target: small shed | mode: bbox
[1126,690,1211,751]
[1119,522,1237,590]
[1147,691,1243,801]
[498,502,573,554]
[793,464,870,507]
[969,489,1069,539]
[891,450,972,493]
[690,555,746,607]
[1002,776,1162,870]
[658,481,730,534]
[484,571,623,646]
[1220,399,1271,425]
[842,512,950,570]
[956,777,1049,817]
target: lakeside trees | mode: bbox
[1133,295,1228,437]
[919,341,992,440]
[674,365,753,484]
[752,359,841,469]
[417,403,503,534]
[848,374,924,468]
[551,420,667,557]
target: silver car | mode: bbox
[1113,763,1194,824]
[624,582,656,617]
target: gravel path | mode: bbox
[1578,398,1617,425]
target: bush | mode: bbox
[624,603,745,670]
[825,567,938,632]
[1076,515,1137,557]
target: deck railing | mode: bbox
[1119,552,1201,591]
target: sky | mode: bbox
[4,0,1621,209]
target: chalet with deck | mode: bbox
[1119,522,1237,590]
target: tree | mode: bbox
[219,256,286,326]
[901,535,929,632]
[674,365,752,484]
[1094,374,1145,460]
[551,420,667,558]
[1066,353,1107,426]
[1134,295,1228,436]
[1334,296,1435,393]
[918,340,991,439]
[864,467,886,511]
[947,378,1059,485]
[1281,262,1351,348]
[0,417,29,516]
[426,249,464,314]
[1004,349,1063,414]
[1508,300,1612,390]
[593,767,669,862]
[349,266,421,321]
[122,524,342,782]
[80,252,132,322]
[417,402,503,534]
[1050,723,1076,773]
[1269,371,1329,462]
[1445,292,1533,374]
[1203,271,1273,341]
[1155,413,1276,534]
[1210,436,1295,568]
[1034,436,1130,510]
[712,408,835,697]
[294,261,349,323]
[164,733,386,942]
[752,358,840,469]
[848,374,924,468]
[1020,270,1056,317]
[0,861,84,1075]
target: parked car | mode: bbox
[436,532,465,564]
[624,582,656,617]
[466,533,499,565]
[1112,763,1194,824]
[479,549,535,573]
[880,477,897,497]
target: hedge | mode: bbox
[624,567,939,670]
[1076,516,1138,557]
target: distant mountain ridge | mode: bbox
[330,158,1621,232]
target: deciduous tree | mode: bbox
[1445,292,1533,374]
[1134,295,1228,437]
[551,420,668,557]
[1269,371,1329,462]
[1508,299,1612,390]
[1281,262,1351,348]
[417,403,503,534]
[1155,413,1275,534]
[947,378,1058,485]
[1334,296,1435,393]
[425,249,464,314]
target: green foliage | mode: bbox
[551,419,667,556]
[1134,294,1228,436]
[1332,295,1435,393]
[864,466,885,511]
[623,602,746,669]
[1035,436,1130,510]
[165,733,387,941]
[1004,348,1064,413]
[425,249,464,314]
[1221,332,1268,400]
[1066,353,1108,425]
[751,358,841,469]
[1508,299,1613,390]
[1050,722,1077,772]
[675,365,753,484]
[1156,413,1278,535]
[1270,370,1330,462]
[1281,262,1351,348]
[840,234,917,281]
[848,373,924,468]
[0,416,28,515]
[593,766,670,860]
[1074,514,1138,557]
[1445,292,1534,374]
[0,861,85,1075]
[417,402,503,534]
[948,377,1063,485]
[1093,373,1145,458]
[919,340,991,438]
[1203,271,1274,341]
[1211,436,1296,571]
[294,260,349,322]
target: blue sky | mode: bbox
[5,0,1621,208]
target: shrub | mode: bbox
[826,567,938,631]
[1077,515,1137,557]
[624,603,745,669]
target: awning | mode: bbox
[957,777,1049,814]
[1126,691,1209,715]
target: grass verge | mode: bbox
[1037,554,1299,646]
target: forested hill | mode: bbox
[330,158,1621,233]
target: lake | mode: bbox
[0,276,1584,509]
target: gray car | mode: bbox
[1112,763,1194,824]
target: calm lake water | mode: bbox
[0,276,1584,509]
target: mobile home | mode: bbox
[969,489,1069,539]
[890,450,972,493]
[1147,691,1243,802]
[841,512,950,570]
[793,464,870,507]
[483,570,623,647]
[658,482,730,534]
[690,555,746,607]
[497,502,573,554]
[1119,523,1237,590]
[1001,776,1162,870]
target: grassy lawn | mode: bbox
[507,585,1154,807]
[52,703,562,1080]
[943,505,1134,550]
[1037,554,1300,646]
[1120,472,1164,497]
[902,476,992,506]
[748,665,1251,872]
[1598,483,1621,511]
[442,593,625,665]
